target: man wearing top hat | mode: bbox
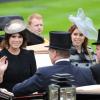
[90,29,100,84]
[10,31,96,96]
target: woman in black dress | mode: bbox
[0,19,37,92]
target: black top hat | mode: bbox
[4,19,44,45]
[92,29,100,45]
[46,31,72,50]
[0,16,24,31]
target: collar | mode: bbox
[55,58,70,63]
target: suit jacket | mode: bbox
[90,64,100,84]
[12,61,95,96]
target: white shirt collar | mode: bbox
[55,58,70,63]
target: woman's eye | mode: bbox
[80,34,84,37]
[73,33,77,36]
[11,36,16,38]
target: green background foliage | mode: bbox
[0,0,100,49]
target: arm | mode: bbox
[0,56,8,83]
[12,69,48,96]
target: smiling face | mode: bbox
[9,33,23,49]
[71,28,85,47]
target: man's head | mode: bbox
[28,13,44,35]
[92,29,100,63]
[46,31,72,64]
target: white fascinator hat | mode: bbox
[68,8,98,40]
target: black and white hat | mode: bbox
[4,19,44,45]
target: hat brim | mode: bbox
[45,45,70,51]
[1,29,44,46]
[92,42,100,45]
[24,29,44,46]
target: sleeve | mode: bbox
[12,69,48,96]
[90,64,100,83]
[29,50,37,75]
[81,67,96,85]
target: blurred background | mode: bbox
[0,0,100,49]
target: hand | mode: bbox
[0,88,14,96]
[0,56,8,72]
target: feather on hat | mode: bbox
[68,8,98,40]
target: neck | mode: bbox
[8,48,20,55]
[74,45,82,53]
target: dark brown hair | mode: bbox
[68,24,89,54]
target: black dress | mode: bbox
[0,48,37,92]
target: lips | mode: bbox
[75,40,81,43]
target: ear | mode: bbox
[53,50,57,58]
[49,49,57,59]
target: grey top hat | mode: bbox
[46,31,72,50]
[92,29,100,45]
[4,19,44,45]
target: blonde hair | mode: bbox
[28,13,43,25]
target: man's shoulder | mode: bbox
[91,64,100,70]
[38,65,53,72]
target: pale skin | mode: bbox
[96,45,100,63]
[29,18,44,35]
[0,56,8,83]
[48,48,63,64]
[71,28,85,53]
[48,49,56,64]
[8,33,23,55]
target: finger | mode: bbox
[5,59,8,65]
[0,56,7,63]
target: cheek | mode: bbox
[9,39,12,45]
[80,37,85,43]
[71,35,74,42]
[96,51,100,56]
[20,38,23,42]
[81,39,85,43]
[98,51,100,55]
